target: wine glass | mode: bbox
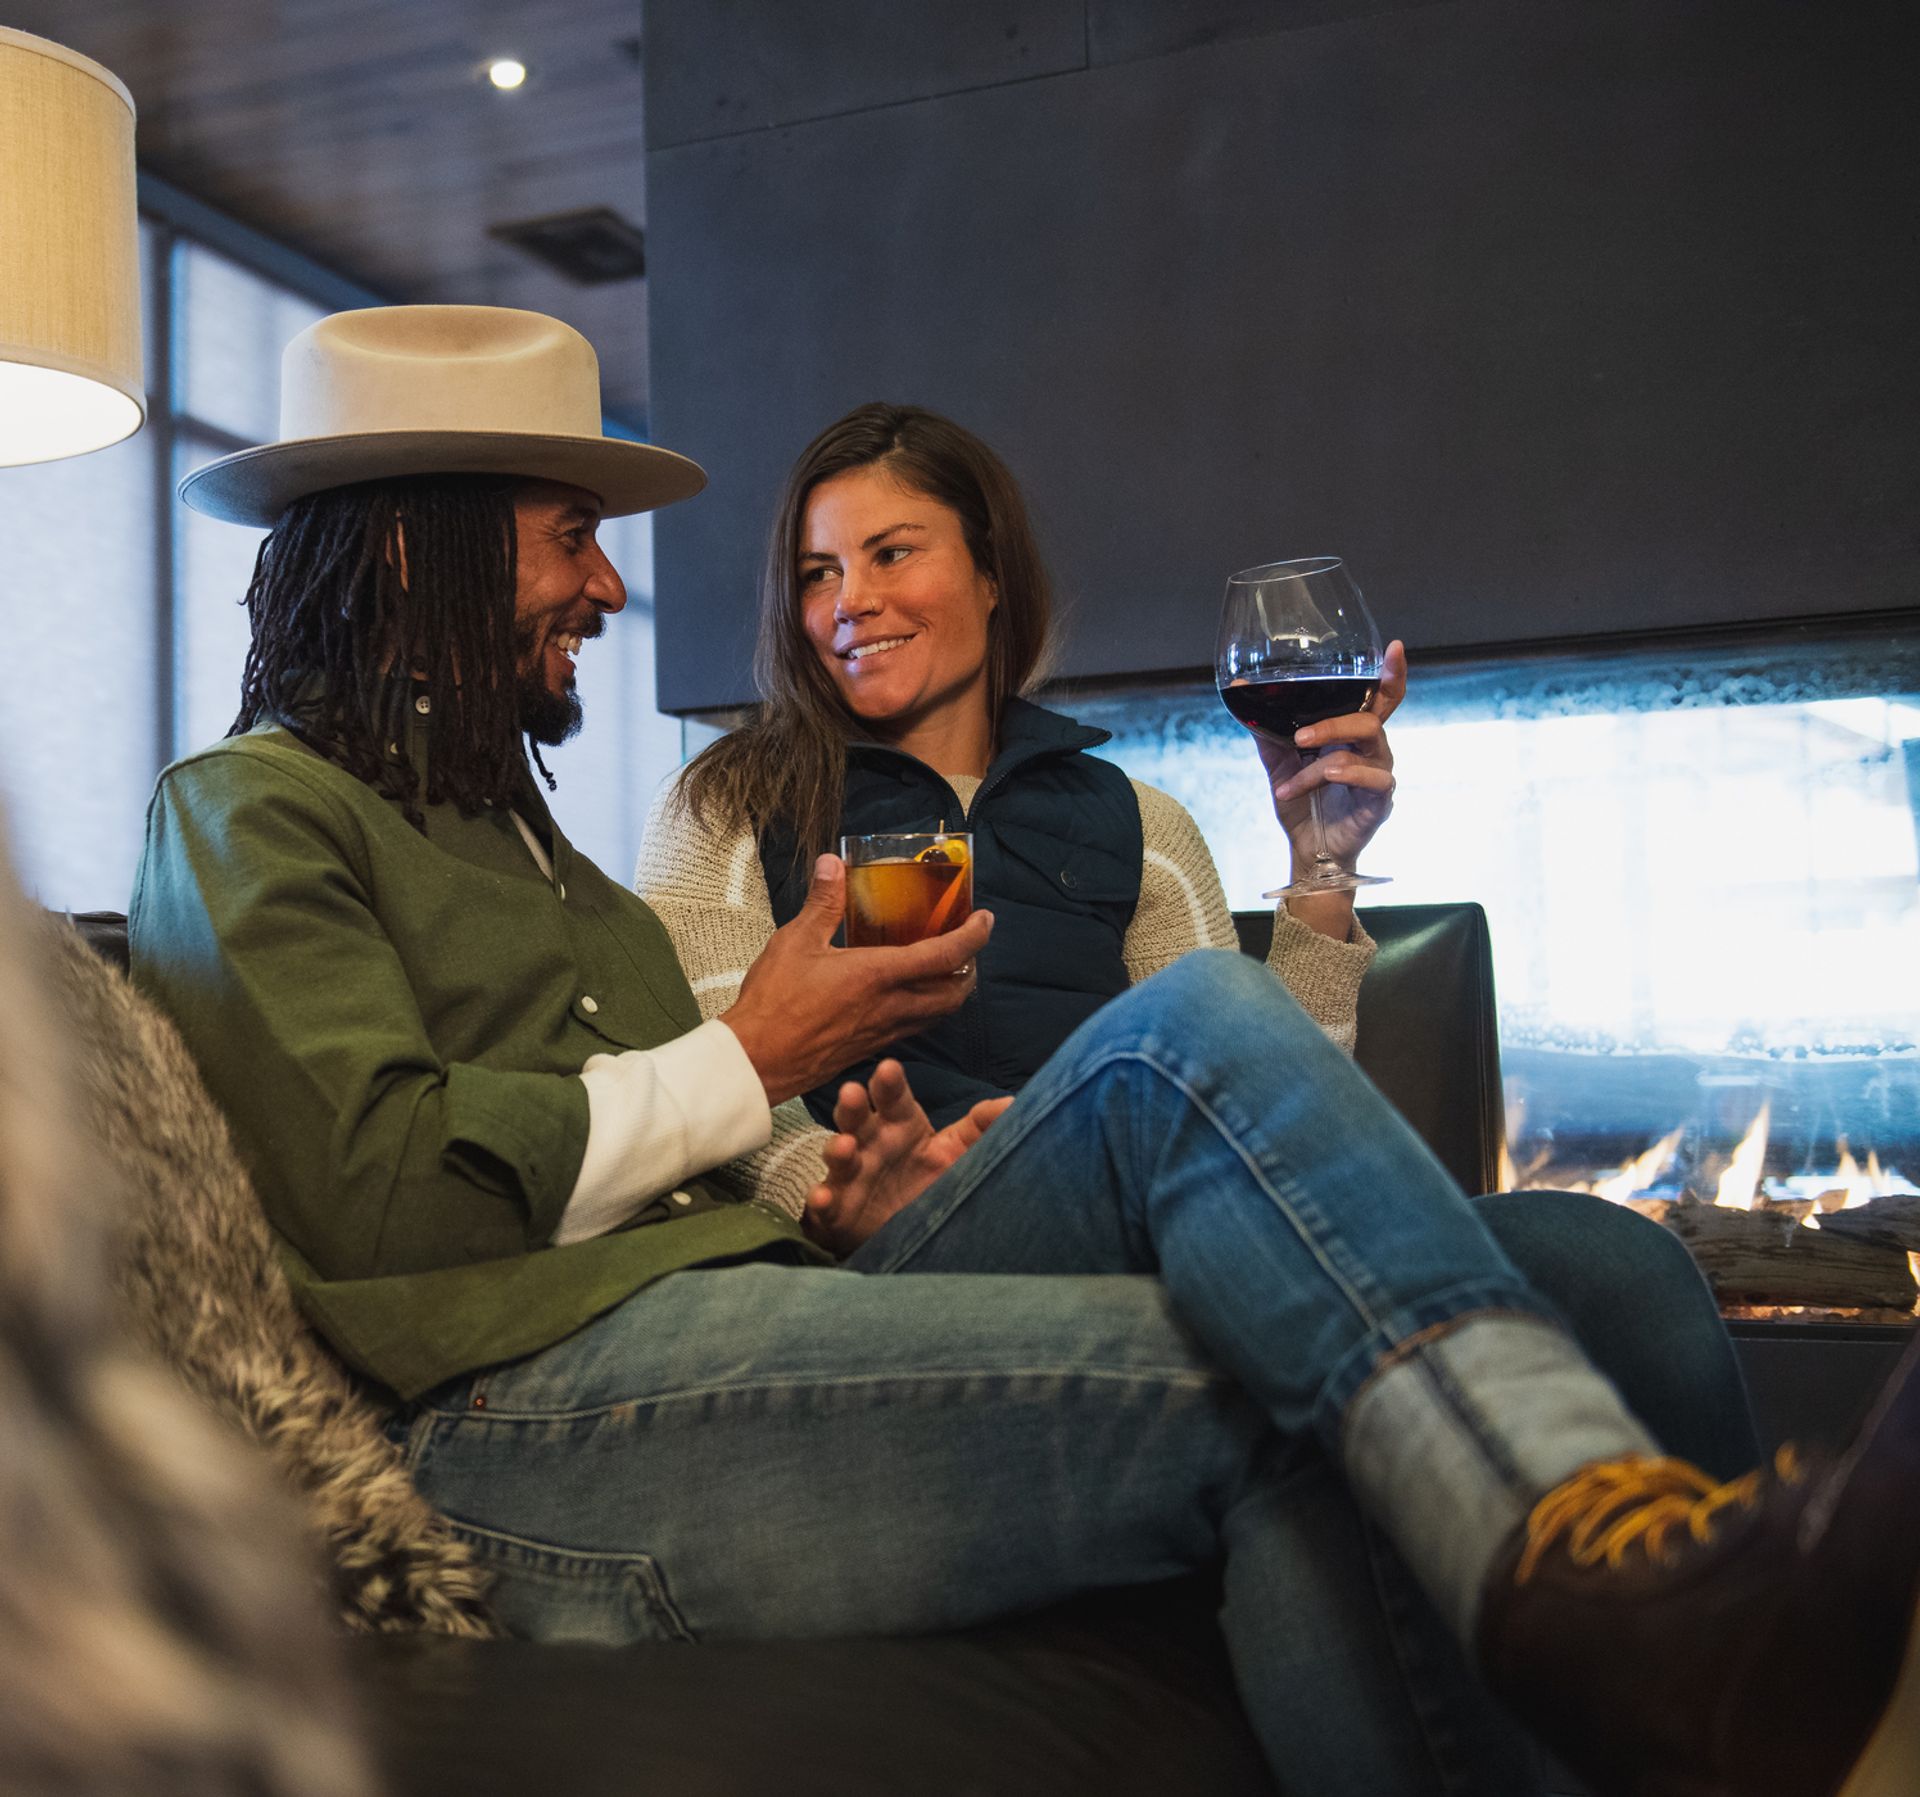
[1216,555,1390,899]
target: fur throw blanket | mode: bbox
[39,915,497,1639]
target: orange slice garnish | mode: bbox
[916,838,969,869]
[919,838,971,935]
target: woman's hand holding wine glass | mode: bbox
[1255,637,1403,875]
[1215,555,1399,902]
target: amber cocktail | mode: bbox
[841,832,974,947]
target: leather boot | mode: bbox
[1476,1328,1920,1797]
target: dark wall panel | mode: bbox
[1087,0,1454,67]
[647,0,1918,713]
[645,0,1087,150]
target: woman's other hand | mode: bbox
[802,1060,1014,1256]
[1254,639,1404,881]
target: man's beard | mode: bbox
[517,669,583,747]
[513,623,586,747]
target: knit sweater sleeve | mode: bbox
[633,777,829,1219]
[1126,779,1375,1056]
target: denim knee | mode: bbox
[1123,947,1320,1049]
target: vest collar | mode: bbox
[847,697,1111,791]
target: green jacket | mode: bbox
[130,713,820,1400]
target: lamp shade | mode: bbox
[0,27,144,465]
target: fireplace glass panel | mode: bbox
[1050,621,1920,1320]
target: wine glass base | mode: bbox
[1262,872,1392,900]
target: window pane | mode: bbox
[177,242,326,443]
[173,434,265,756]
[0,432,158,911]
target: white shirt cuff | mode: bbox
[555,1019,772,1244]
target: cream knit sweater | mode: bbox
[636,771,1375,1218]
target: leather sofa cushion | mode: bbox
[353,1579,1275,1797]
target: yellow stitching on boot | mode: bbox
[1513,1445,1807,1585]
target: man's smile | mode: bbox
[541,620,601,686]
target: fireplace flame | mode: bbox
[1505,1100,1918,1317]
[1832,1141,1873,1209]
[1713,1104,1771,1211]
[1594,1128,1683,1203]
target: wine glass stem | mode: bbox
[1306,758,1339,876]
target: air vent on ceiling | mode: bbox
[489,207,647,284]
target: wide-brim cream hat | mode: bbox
[178,304,706,526]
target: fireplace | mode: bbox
[1049,612,1920,1341]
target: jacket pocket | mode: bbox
[989,820,1137,907]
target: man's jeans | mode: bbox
[401,952,1749,1796]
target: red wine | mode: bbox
[1220,675,1376,740]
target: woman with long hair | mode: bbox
[642,403,1398,1214]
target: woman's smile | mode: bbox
[839,631,919,664]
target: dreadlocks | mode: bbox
[229,475,548,826]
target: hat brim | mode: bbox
[176,430,708,527]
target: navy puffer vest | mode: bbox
[760,699,1143,1130]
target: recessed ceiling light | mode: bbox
[487,58,527,90]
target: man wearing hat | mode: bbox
[133,304,1919,1797]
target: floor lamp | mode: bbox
[0,25,144,467]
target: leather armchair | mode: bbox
[1235,902,1505,1196]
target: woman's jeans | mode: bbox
[401,952,1754,1797]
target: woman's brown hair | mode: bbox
[676,404,1054,867]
